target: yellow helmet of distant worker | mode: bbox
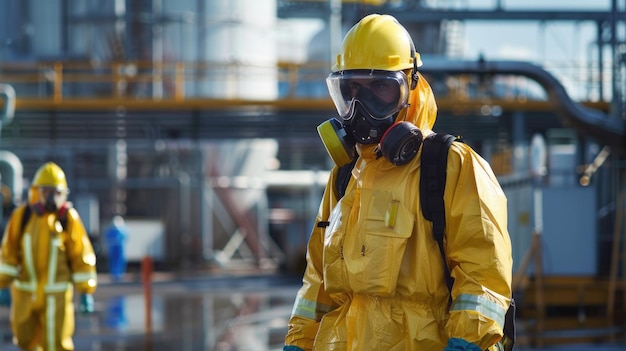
[331,13,422,73]
[32,162,68,191]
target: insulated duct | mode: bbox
[0,84,15,125]
[421,60,626,151]
[0,84,21,205]
[0,151,23,205]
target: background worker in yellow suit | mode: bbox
[0,162,97,351]
[284,14,513,351]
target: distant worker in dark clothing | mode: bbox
[105,215,128,282]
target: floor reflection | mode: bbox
[2,274,625,351]
[1,274,300,351]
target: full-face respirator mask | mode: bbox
[38,186,67,213]
[318,69,423,166]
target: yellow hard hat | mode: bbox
[332,14,422,72]
[32,162,68,190]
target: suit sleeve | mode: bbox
[65,208,98,294]
[0,206,27,288]
[443,143,513,350]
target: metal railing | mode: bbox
[0,60,323,100]
[0,59,612,111]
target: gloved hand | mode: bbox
[283,346,304,351]
[444,338,482,351]
[0,288,10,307]
[79,294,94,314]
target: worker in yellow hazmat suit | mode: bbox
[284,14,512,351]
[0,162,97,351]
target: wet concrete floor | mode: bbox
[0,272,300,351]
[0,272,624,351]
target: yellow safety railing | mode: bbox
[0,61,327,99]
[0,60,608,112]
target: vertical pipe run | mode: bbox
[611,0,622,117]
[53,62,63,102]
[597,20,604,101]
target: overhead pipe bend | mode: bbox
[0,84,16,126]
[420,60,625,151]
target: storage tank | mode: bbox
[199,0,277,99]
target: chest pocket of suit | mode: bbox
[346,188,414,296]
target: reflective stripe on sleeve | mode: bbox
[72,271,97,283]
[450,293,506,328]
[0,263,18,276]
[291,296,334,321]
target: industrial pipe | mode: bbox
[0,151,24,205]
[421,59,626,151]
[0,84,15,126]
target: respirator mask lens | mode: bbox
[326,70,410,121]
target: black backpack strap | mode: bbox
[503,298,516,351]
[57,204,69,231]
[318,157,358,229]
[420,132,457,291]
[20,205,32,234]
[421,133,516,350]
[335,157,358,199]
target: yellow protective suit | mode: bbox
[0,200,98,351]
[285,73,512,351]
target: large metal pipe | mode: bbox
[0,85,19,206]
[420,60,626,151]
[0,84,15,126]
[0,151,24,205]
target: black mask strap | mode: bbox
[410,56,419,90]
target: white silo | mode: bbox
[199,0,277,99]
